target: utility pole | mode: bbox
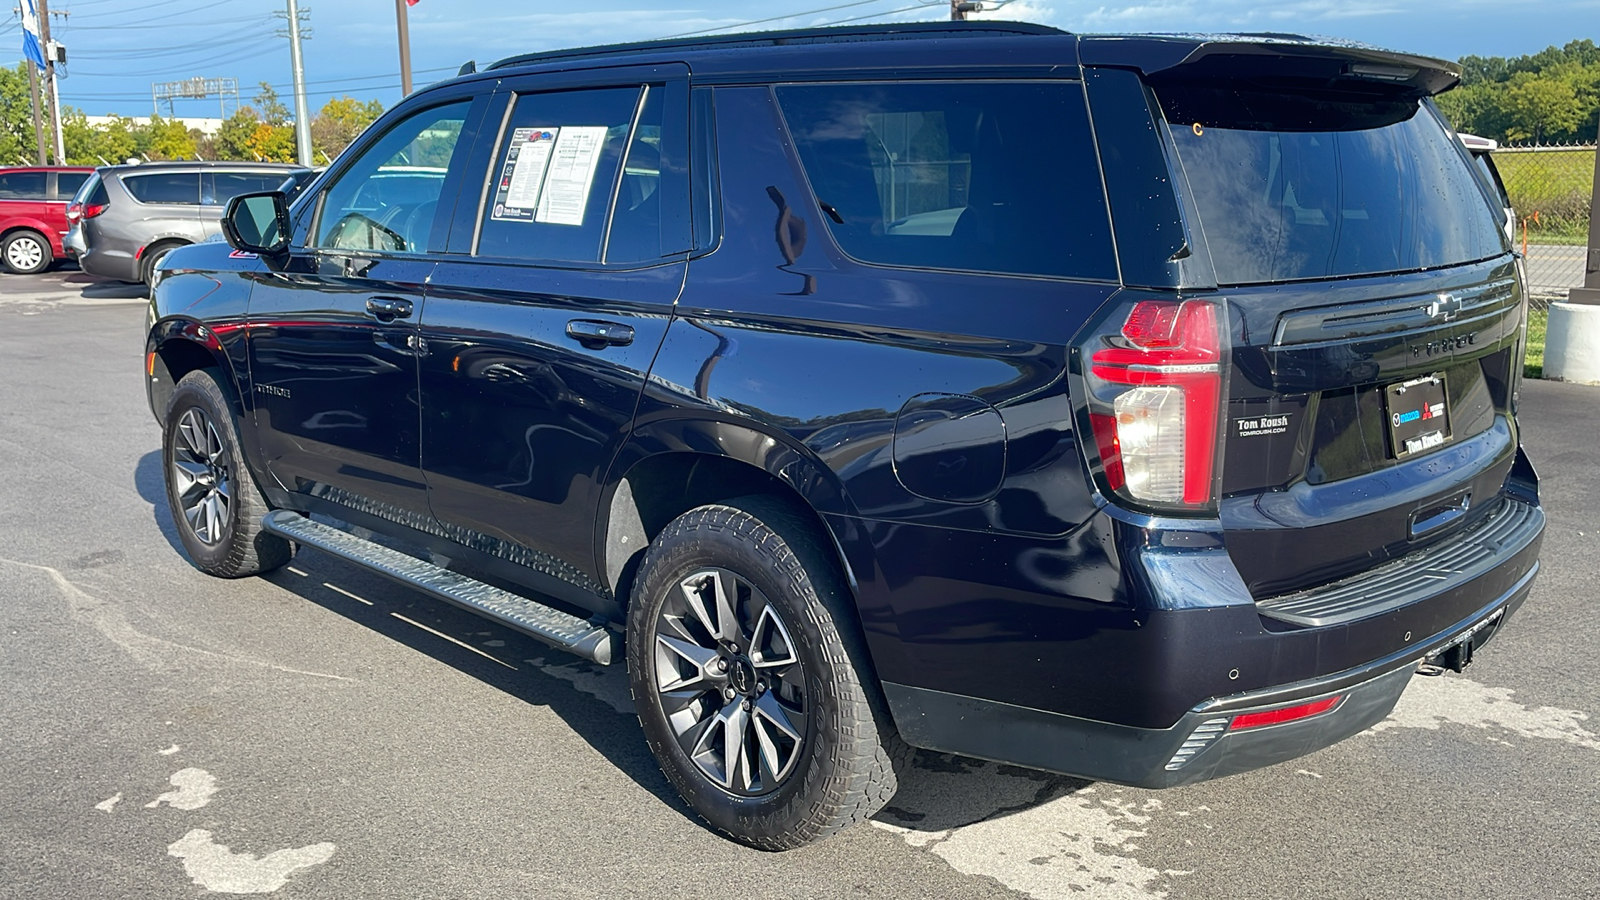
[26,63,47,165]
[285,0,313,166]
[395,0,413,96]
[37,0,63,164]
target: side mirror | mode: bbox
[221,191,292,255]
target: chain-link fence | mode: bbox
[1492,144,1594,309]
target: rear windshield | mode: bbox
[1157,87,1506,285]
[776,81,1117,282]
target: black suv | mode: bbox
[145,23,1544,849]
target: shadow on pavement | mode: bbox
[133,443,1078,840]
[79,279,148,300]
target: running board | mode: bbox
[261,510,618,665]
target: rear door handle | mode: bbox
[365,296,413,321]
[566,319,634,348]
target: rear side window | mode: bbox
[204,172,292,206]
[56,172,90,199]
[0,171,48,199]
[1158,87,1506,285]
[776,81,1117,281]
[476,86,643,263]
[123,172,200,205]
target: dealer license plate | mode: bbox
[1384,374,1451,459]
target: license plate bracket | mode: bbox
[1384,374,1451,459]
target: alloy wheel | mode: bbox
[171,407,233,545]
[653,567,808,796]
[5,236,44,272]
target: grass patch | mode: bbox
[1525,307,1546,379]
[1496,148,1594,246]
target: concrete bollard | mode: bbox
[1544,301,1600,384]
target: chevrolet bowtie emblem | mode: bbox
[1426,293,1463,322]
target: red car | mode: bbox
[0,166,94,274]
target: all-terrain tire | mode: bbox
[627,494,909,850]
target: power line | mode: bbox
[661,0,894,39]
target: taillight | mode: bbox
[1080,299,1226,510]
[83,203,107,219]
[66,202,82,222]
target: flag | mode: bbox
[21,0,47,70]
[406,0,420,5]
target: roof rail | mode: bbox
[488,20,1067,71]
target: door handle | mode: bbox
[365,296,413,321]
[566,319,634,348]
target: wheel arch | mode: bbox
[599,421,865,617]
[146,318,245,426]
[140,238,191,279]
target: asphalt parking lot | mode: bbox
[3,267,1598,900]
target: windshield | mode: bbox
[1158,86,1506,286]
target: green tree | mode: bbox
[310,95,384,161]
[0,63,38,165]
[148,115,197,160]
[1503,73,1583,143]
[215,107,262,160]
[253,82,290,127]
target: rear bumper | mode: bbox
[78,245,139,281]
[884,560,1537,787]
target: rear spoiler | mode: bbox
[1077,35,1460,98]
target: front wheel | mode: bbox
[627,496,905,850]
[162,369,293,577]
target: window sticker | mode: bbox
[491,127,558,222]
[534,125,609,226]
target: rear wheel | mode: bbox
[141,241,184,286]
[627,496,905,850]
[2,230,52,274]
[163,369,293,577]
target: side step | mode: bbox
[261,510,619,665]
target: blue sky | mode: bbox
[6,0,1598,118]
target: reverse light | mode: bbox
[1228,696,1342,731]
[66,202,82,222]
[1086,299,1224,507]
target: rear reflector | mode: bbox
[1228,696,1342,731]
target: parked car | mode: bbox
[1460,132,1516,243]
[70,161,313,285]
[0,165,93,274]
[144,23,1543,849]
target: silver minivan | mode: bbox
[70,162,314,284]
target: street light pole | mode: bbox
[285,0,313,167]
[396,0,413,96]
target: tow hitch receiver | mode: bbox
[1419,608,1506,675]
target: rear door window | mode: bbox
[475,86,643,264]
[0,171,48,200]
[55,172,90,200]
[1157,87,1506,285]
[775,81,1117,281]
[123,172,201,205]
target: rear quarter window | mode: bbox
[122,172,201,205]
[56,172,90,199]
[775,80,1117,282]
